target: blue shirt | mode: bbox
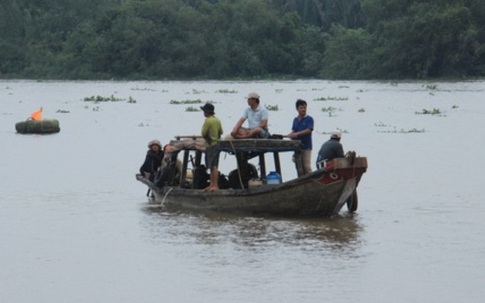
[292,115,314,150]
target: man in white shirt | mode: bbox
[230,92,269,139]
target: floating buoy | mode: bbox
[15,119,60,134]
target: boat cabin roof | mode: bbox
[218,139,302,153]
[169,137,303,154]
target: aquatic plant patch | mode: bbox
[415,108,442,115]
[378,128,426,133]
[216,89,237,93]
[314,96,349,101]
[317,129,348,136]
[321,106,339,113]
[423,84,438,90]
[130,87,156,91]
[170,99,203,104]
[83,95,126,102]
[265,104,279,111]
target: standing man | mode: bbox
[287,99,314,176]
[316,130,345,169]
[200,103,223,192]
[231,92,269,139]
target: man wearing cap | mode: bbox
[287,99,314,176]
[316,130,345,169]
[139,139,164,181]
[230,92,269,139]
[200,103,223,192]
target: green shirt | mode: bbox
[201,115,223,147]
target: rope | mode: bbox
[228,139,244,189]
[161,187,173,206]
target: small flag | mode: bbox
[31,107,43,121]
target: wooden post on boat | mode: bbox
[235,152,250,189]
[273,152,281,178]
[195,150,202,166]
[180,150,190,186]
[259,154,266,178]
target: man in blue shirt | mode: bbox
[287,99,314,176]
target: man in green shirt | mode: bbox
[200,103,223,192]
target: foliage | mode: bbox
[185,106,200,112]
[83,95,125,102]
[360,0,485,78]
[216,89,238,93]
[321,25,374,79]
[271,0,366,30]
[1,0,485,79]
[265,104,279,111]
[415,108,442,115]
[321,106,339,112]
[170,99,203,104]
[314,96,349,101]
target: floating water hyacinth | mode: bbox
[378,128,426,133]
[321,106,339,112]
[265,104,279,111]
[215,89,238,93]
[314,96,349,101]
[83,95,124,102]
[415,108,441,115]
[170,99,203,104]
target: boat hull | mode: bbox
[137,164,365,218]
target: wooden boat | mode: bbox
[15,119,60,134]
[136,136,367,218]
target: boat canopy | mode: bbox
[168,138,303,154]
[218,139,302,154]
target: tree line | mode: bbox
[1,0,484,80]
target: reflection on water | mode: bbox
[141,206,363,256]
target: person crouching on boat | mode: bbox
[139,139,164,182]
[158,144,183,186]
[315,130,344,169]
[200,103,223,192]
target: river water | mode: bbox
[1,80,484,302]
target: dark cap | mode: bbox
[200,103,215,113]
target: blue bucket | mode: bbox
[266,171,282,184]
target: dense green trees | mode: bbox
[1,0,484,79]
[359,0,484,78]
[320,0,485,78]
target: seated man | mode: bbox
[166,145,184,182]
[139,139,164,181]
[316,130,344,169]
[154,145,183,187]
[231,92,269,139]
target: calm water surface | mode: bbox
[1,80,484,302]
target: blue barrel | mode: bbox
[266,171,282,184]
